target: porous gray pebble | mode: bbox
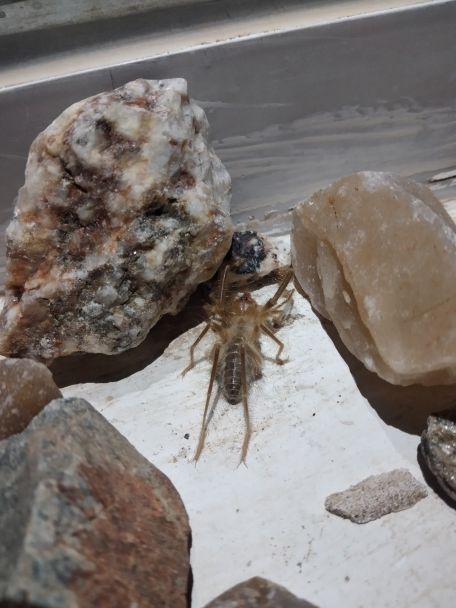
[325,469,428,524]
[0,358,61,439]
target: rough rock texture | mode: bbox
[325,469,427,524]
[223,230,289,285]
[291,171,456,385]
[0,78,233,362]
[0,358,62,440]
[421,408,456,501]
[0,397,190,607]
[204,577,319,608]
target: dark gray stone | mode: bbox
[0,358,62,440]
[0,397,190,607]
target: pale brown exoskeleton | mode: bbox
[182,266,294,464]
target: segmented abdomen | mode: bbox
[222,338,243,404]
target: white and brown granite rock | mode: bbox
[0,78,233,362]
[0,397,190,607]
[291,172,456,386]
[204,577,319,608]
[0,358,62,440]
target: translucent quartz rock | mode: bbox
[0,398,190,606]
[291,172,456,386]
[0,358,62,439]
[0,78,233,361]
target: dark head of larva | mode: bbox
[226,230,267,275]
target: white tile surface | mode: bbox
[62,284,456,608]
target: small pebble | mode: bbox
[325,469,428,524]
[0,358,62,440]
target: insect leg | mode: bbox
[261,269,294,312]
[194,344,220,462]
[260,323,288,365]
[182,322,223,376]
[268,288,295,326]
[273,287,294,310]
[239,345,251,465]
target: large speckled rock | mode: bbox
[204,577,319,608]
[292,172,456,386]
[325,469,427,524]
[0,397,190,607]
[0,78,233,361]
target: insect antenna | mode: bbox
[194,344,220,462]
[239,344,251,466]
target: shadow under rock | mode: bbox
[316,313,456,437]
[49,272,287,389]
[417,445,456,511]
[50,286,209,389]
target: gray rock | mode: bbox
[325,469,428,524]
[0,78,233,362]
[421,407,456,501]
[0,397,190,607]
[203,577,319,608]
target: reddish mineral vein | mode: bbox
[66,462,189,608]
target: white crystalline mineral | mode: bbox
[291,171,456,386]
[0,78,233,361]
